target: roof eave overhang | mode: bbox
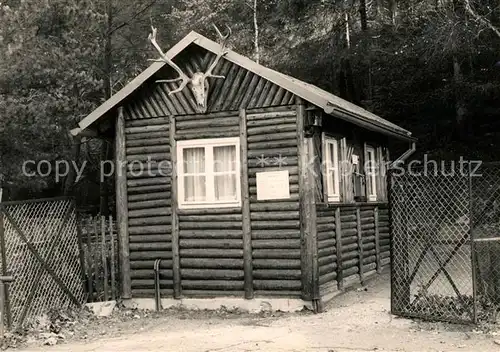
[75,31,200,133]
[73,30,414,142]
[324,103,417,142]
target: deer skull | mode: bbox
[148,25,231,113]
[190,72,210,112]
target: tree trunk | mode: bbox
[104,0,113,101]
[338,12,358,104]
[100,0,113,216]
[345,12,351,49]
[452,0,467,140]
[389,0,397,27]
[63,134,82,196]
[253,0,260,64]
[453,55,467,138]
[99,141,110,216]
[360,0,372,104]
[360,0,368,31]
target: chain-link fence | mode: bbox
[470,163,500,321]
[0,197,86,330]
[391,162,500,324]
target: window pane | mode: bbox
[368,151,376,173]
[366,149,376,197]
[183,148,205,174]
[333,168,339,193]
[326,140,339,197]
[214,145,236,172]
[184,175,206,202]
[329,143,336,168]
[328,169,336,195]
[214,174,237,201]
[367,173,375,196]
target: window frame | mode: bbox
[323,135,341,203]
[177,137,241,209]
[365,145,377,202]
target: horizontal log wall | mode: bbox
[124,115,173,298]
[175,111,244,296]
[316,207,337,297]
[120,43,300,298]
[378,205,390,266]
[247,106,302,297]
[359,206,378,276]
[174,110,240,141]
[315,203,390,296]
[339,207,359,283]
[177,208,244,296]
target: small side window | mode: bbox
[365,145,377,202]
[324,137,341,202]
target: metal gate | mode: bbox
[0,197,86,329]
[390,162,500,324]
[470,163,500,321]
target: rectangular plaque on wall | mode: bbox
[256,170,290,201]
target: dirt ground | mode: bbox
[15,274,500,352]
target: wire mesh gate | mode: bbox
[390,162,500,324]
[0,197,86,330]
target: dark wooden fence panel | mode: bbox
[79,215,118,302]
[124,117,173,298]
[0,198,85,330]
[247,107,302,297]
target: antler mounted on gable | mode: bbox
[148,25,232,113]
[148,27,191,94]
[203,24,231,79]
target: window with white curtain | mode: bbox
[324,136,340,202]
[177,138,241,209]
[365,145,377,202]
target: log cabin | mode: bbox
[71,27,416,312]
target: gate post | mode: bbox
[468,161,478,323]
[388,168,410,314]
[0,276,13,335]
[115,107,131,300]
[0,208,11,329]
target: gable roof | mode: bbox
[74,31,414,141]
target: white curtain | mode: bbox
[366,149,376,198]
[214,146,237,201]
[328,142,339,195]
[183,147,206,202]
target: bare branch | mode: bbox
[464,0,500,39]
[244,1,254,10]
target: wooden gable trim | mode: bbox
[75,31,413,141]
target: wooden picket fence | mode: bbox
[79,214,119,302]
